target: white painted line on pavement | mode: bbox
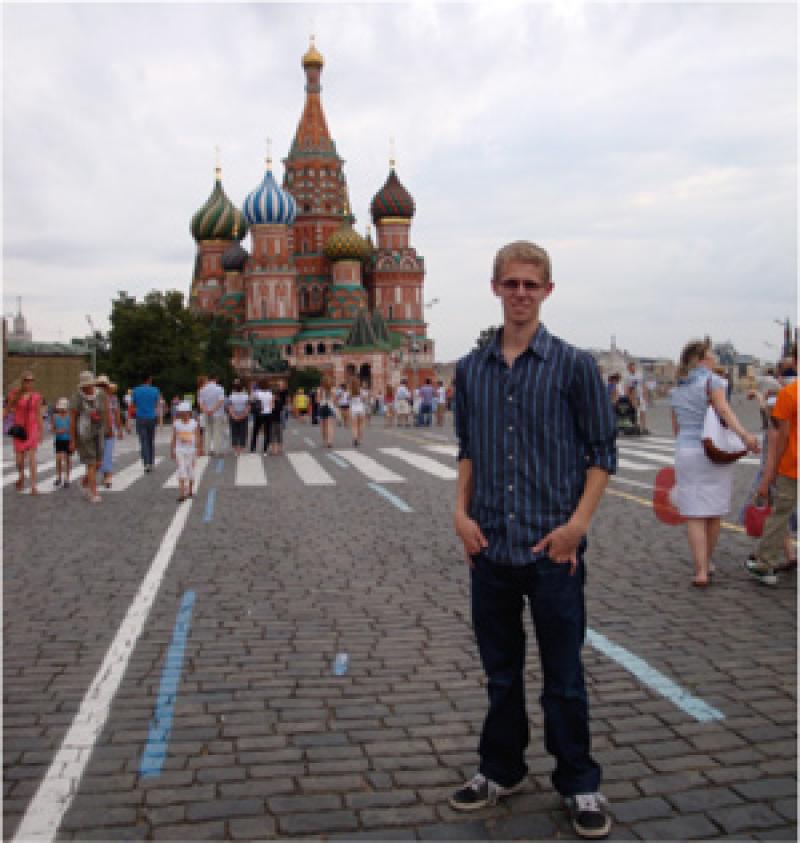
[12,500,194,842]
[616,447,674,466]
[424,444,458,458]
[617,458,658,472]
[163,456,210,489]
[587,628,724,722]
[104,458,164,492]
[334,450,405,484]
[303,437,316,448]
[288,451,335,485]
[234,454,267,487]
[4,458,57,486]
[611,475,653,490]
[27,466,87,495]
[380,447,457,480]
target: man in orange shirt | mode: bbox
[746,347,797,586]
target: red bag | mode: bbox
[653,467,686,526]
[744,499,772,537]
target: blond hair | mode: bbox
[492,241,552,284]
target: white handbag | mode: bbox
[701,379,747,464]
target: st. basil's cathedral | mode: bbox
[189,39,434,395]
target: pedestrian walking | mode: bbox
[51,397,72,488]
[131,374,160,472]
[384,384,395,428]
[198,375,226,456]
[171,400,202,502]
[336,383,350,428]
[451,241,617,839]
[70,370,111,503]
[435,380,447,426]
[316,376,337,447]
[123,388,134,433]
[349,378,367,447]
[5,371,44,494]
[250,381,272,453]
[746,345,797,585]
[227,378,250,457]
[670,338,759,586]
[97,376,123,488]
[624,361,650,434]
[269,379,288,455]
[395,380,411,427]
[418,378,434,426]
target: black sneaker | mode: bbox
[449,772,524,811]
[565,793,612,839]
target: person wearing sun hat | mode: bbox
[69,370,111,503]
[50,397,73,488]
[171,400,201,502]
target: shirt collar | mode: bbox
[487,323,552,362]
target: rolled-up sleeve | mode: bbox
[571,352,617,474]
[454,359,471,462]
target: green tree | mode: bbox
[289,367,322,393]
[476,325,499,350]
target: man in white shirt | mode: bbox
[198,375,226,456]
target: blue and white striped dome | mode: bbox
[243,168,296,226]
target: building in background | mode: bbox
[189,39,435,394]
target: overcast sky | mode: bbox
[2,1,797,362]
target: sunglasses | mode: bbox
[498,278,549,292]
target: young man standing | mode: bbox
[452,241,617,839]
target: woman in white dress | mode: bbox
[670,339,760,586]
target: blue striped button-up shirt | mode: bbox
[455,324,617,565]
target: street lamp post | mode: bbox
[407,330,418,392]
[86,315,97,375]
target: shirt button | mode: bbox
[508,425,513,432]
[508,513,515,520]
[508,485,513,492]
[508,454,513,461]
[507,395,513,402]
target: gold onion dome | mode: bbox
[190,171,248,242]
[324,214,371,262]
[302,37,324,68]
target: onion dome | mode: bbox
[302,36,324,68]
[370,167,415,224]
[324,214,372,262]
[222,241,249,273]
[190,170,248,242]
[243,165,297,226]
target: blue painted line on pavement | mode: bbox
[139,591,196,777]
[586,628,724,722]
[368,482,413,513]
[203,488,216,523]
[215,458,224,474]
[326,453,348,468]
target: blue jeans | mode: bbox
[100,436,114,474]
[470,554,601,796]
[136,418,156,467]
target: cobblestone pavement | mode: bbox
[3,398,796,841]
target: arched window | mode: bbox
[317,342,326,354]
[388,305,394,320]
[305,343,314,356]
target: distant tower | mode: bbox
[190,154,248,312]
[369,151,425,339]
[283,37,351,317]
[8,296,32,341]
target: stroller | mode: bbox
[615,395,641,436]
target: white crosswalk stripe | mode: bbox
[287,451,335,485]
[380,447,457,480]
[234,454,267,487]
[4,457,58,486]
[163,456,210,489]
[334,450,405,483]
[105,458,164,492]
[31,465,87,495]
[424,444,458,458]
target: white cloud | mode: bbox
[2,1,796,361]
